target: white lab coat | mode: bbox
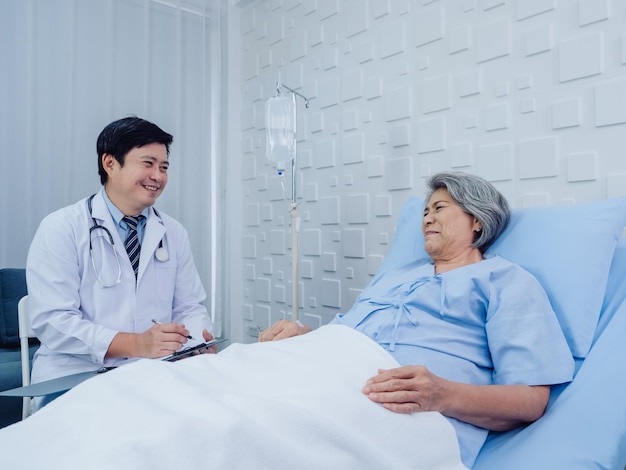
[26,189,212,384]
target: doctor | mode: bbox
[26,117,215,407]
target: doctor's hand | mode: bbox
[258,320,312,342]
[362,365,447,414]
[138,322,192,358]
[106,323,191,360]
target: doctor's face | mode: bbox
[102,142,169,216]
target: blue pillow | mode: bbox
[380,196,626,359]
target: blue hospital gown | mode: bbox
[330,255,574,468]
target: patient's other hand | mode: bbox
[258,320,311,342]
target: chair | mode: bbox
[0,268,29,428]
[17,295,35,419]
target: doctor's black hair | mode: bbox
[96,116,174,185]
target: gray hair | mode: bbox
[425,171,510,253]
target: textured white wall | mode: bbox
[227,0,626,343]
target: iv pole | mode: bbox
[274,81,309,322]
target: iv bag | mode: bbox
[265,93,296,174]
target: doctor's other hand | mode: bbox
[362,365,446,414]
[200,328,218,354]
[258,320,312,342]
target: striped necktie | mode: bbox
[123,215,144,279]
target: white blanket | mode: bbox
[0,325,467,470]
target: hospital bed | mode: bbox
[0,195,625,469]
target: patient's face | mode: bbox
[422,188,479,260]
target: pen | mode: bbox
[151,319,193,340]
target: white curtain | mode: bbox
[0,0,224,331]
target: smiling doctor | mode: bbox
[26,116,214,409]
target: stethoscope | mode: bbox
[87,194,169,288]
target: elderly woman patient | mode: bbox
[261,171,574,468]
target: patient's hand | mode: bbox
[362,366,444,414]
[258,320,311,342]
[362,366,550,432]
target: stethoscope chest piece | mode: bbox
[155,247,169,262]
